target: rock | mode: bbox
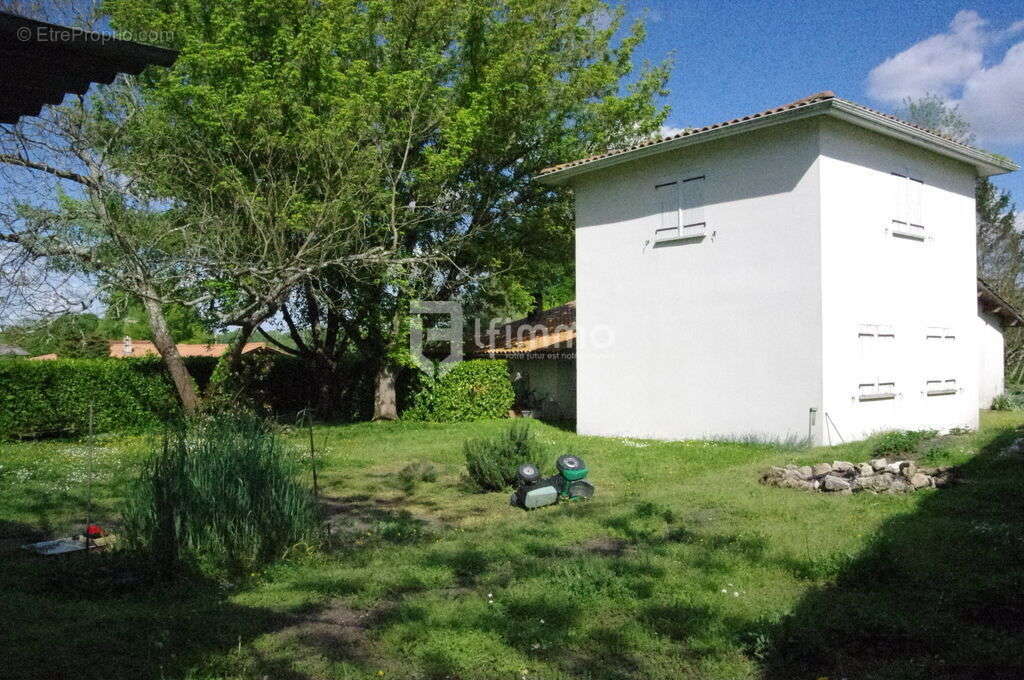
[797,465,813,480]
[822,475,851,492]
[870,458,888,471]
[885,462,904,475]
[812,462,833,477]
[887,479,909,493]
[857,463,875,477]
[832,461,855,474]
[859,473,895,492]
[910,473,932,489]
[768,466,788,478]
[900,462,918,480]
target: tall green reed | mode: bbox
[121,414,320,578]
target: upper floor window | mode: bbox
[890,171,926,241]
[654,175,706,243]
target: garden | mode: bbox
[2,412,1023,679]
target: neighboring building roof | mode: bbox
[538,91,1017,185]
[29,353,59,360]
[469,302,576,358]
[978,278,1024,327]
[0,344,29,356]
[0,11,177,123]
[109,340,278,358]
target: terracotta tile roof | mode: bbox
[469,302,576,357]
[539,91,1011,178]
[108,340,276,358]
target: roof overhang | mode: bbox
[0,11,177,124]
[538,98,1017,186]
[978,279,1024,327]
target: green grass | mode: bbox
[2,413,1023,679]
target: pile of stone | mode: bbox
[761,458,955,494]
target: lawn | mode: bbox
[2,413,1023,679]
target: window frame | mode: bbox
[889,170,927,241]
[652,174,707,243]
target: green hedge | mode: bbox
[0,356,512,439]
[405,360,514,422]
[0,358,184,438]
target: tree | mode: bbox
[900,94,1023,380]
[0,312,108,358]
[0,78,209,410]
[899,94,976,146]
[107,0,670,419]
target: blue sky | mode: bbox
[625,1,1024,201]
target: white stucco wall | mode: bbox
[977,310,1005,409]
[817,119,980,442]
[508,359,576,420]
[571,116,987,444]
[574,120,824,441]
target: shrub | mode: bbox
[405,360,514,423]
[0,358,184,439]
[464,422,546,491]
[121,414,320,577]
[990,392,1024,411]
[398,461,439,493]
[871,429,938,456]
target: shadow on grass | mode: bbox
[758,427,1024,680]
[0,550,323,680]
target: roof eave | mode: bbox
[827,99,1017,178]
[537,101,833,186]
[538,99,1017,186]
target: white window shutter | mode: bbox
[656,181,679,232]
[680,176,706,231]
[890,171,908,229]
[907,177,924,230]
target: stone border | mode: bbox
[761,458,955,494]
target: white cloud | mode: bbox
[867,10,988,102]
[867,10,1024,143]
[957,42,1024,144]
[658,125,689,138]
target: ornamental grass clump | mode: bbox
[464,422,546,491]
[121,414,320,578]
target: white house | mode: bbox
[534,91,1018,445]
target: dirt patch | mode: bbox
[279,600,379,665]
[319,494,446,535]
[579,536,631,557]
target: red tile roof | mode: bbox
[109,340,276,358]
[469,302,576,358]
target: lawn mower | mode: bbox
[509,455,595,510]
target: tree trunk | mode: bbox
[140,289,200,414]
[372,361,398,421]
[226,323,255,377]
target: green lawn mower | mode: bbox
[509,455,595,510]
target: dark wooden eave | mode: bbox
[0,11,177,124]
[978,278,1024,327]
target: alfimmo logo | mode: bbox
[409,301,463,377]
